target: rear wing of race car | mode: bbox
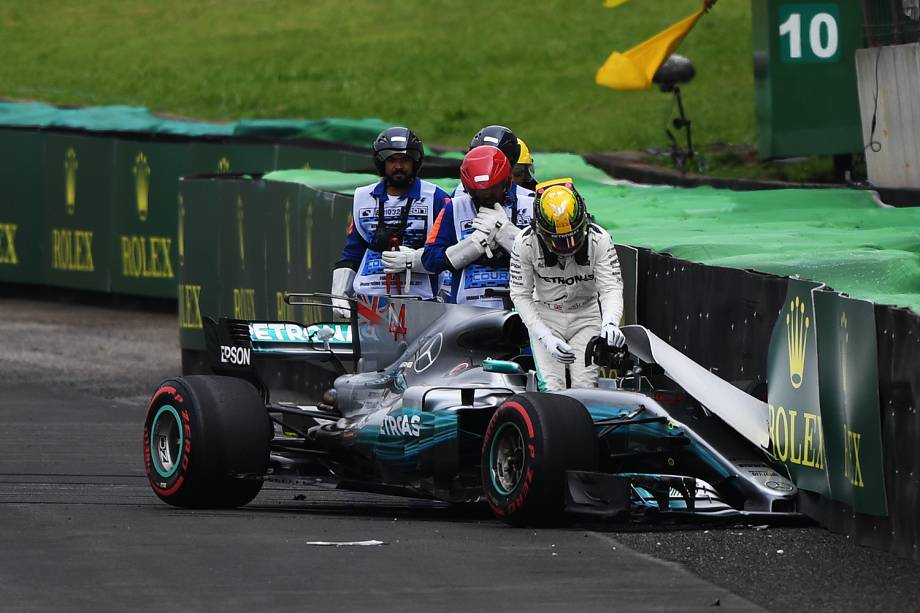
[203,316,356,380]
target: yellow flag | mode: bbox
[595,6,706,91]
[603,0,630,7]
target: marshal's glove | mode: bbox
[471,205,501,235]
[489,203,521,252]
[446,227,494,269]
[331,267,356,320]
[381,246,429,274]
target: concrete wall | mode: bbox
[855,43,920,189]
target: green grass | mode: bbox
[0,0,754,152]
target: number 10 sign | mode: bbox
[778,4,841,63]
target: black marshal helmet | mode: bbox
[469,125,520,167]
[372,127,424,176]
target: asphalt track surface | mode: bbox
[1,293,919,611]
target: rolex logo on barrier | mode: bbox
[178,194,185,268]
[64,147,78,215]
[179,283,203,329]
[237,195,245,270]
[233,287,256,319]
[51,229,94,272]
[217,157,231,174]
[118,152,172,280]
[0,223,17,265]
[133,153,151,221]
[786,296,809,389]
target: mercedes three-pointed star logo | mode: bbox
[413,333,443,373]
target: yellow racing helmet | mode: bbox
[533,178,588,256]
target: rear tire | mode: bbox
[481,392,597,526]
[143,375,271,508]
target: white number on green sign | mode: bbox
[778,5,840,62]
[809,13,838,58]
[778,12,802,58]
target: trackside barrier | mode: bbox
[177,174,353,353]
[0,125,460,298]
[0,129,44,284]
[177,173,351,398]
[637,250,920,560]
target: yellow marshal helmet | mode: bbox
[516,138,533,165]
[533,178,588,256]
[512,138,537,190]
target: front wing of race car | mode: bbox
[564,472,798,520]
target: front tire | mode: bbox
[144,375,271,508]
[481,392,597,526]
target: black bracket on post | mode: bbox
[653,54,697,173]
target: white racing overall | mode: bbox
[509,224,624,390]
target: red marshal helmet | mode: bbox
[460,145,511,192]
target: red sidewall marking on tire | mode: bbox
[503,401,535,439]
[143,425,152,476]
[483,400,539,516]
[145,385,178,416]
[145,385,192,497]
[157,475,185,496]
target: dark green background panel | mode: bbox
[109,140,190,298]
[275,145,369,175]
[217,179,268,322]
[767,278,830,495]
[42,133,115,292]
[0,129,46,284]
[815,290,887,516]
[187,142,279,176]
[177,177,222,351]
[263,181,308,323]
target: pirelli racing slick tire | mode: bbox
[482,392,597,526]
[144,375,271,508]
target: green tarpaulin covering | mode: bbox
[265,153,920,314]
[0,101,397,146]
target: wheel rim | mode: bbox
[150,405,183,479]
[490,422,525,495]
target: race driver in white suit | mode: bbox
[509,178,625,391]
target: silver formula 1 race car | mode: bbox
[143,296,797,525]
